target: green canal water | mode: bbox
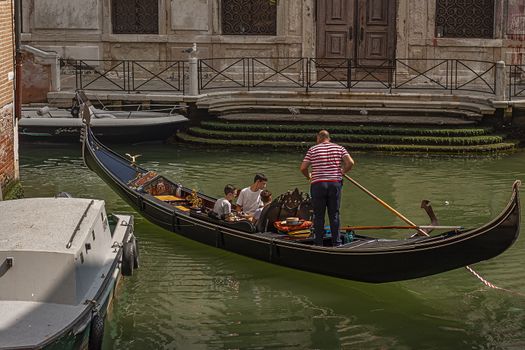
[19,143,525,349]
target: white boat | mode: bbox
[0,197,139,349]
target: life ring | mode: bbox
[274,220,312,233]
[121,241,135,276]
[88,313,105,350]
[131,236,140,269]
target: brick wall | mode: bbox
[0,0,16,195]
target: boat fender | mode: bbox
[88,313,105,350]
[121,241,135,276]
[131,236,140,269]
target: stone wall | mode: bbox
[18,0,525,95]
[20,0,308,62]
[0,0,17,198]
[20,0,525,65]
[397,0,525,63]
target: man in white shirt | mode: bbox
[236,173,268,215]
[213,184,236,219]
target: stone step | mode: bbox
[203,97,492,115]
[176,132,518,154]
[217,113,478,125]
[200,121,493,136]
[198,92,496,115]
[197,90,495,106]
[211,106,483,119]
[187,127,505,146]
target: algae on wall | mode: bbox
[2,180,24,200]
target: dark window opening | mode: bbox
[222,0,277,35]
[112,0,159,34]
[435,0,494,38]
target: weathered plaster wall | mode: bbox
[21,0,305,62]
[21,51,51,103]
[505,0,525,64]
[33,0,100,30]
[172,0,209,31]
[398,0,525,64]
[19,0,525,66]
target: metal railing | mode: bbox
[61,57,504,97]
[509,64,525,98]
[198,58,497,94]
[60,59,186,93]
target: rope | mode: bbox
[465,265,525,297]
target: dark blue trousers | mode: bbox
[310,181,342,246]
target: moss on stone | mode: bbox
[3,180,24,200]
[177,120,516,154]
[177,132,518,154]
[188,127,505,146]
[201,121,494,137]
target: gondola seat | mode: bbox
[256,188,313,233]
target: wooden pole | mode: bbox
[343,174,429,237]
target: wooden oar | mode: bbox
[343,174,430,237]
[342,225,462,231]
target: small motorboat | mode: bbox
[80,109,521,283]
[0,196,139,349]
[19,91,188,143]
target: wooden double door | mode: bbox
[316,0,396,81]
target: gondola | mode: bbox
[81,109,521,283]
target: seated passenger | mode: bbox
[253,190,272,223]
[236,173,268,215]
[213,184,236,219]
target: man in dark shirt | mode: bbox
[300,130,354,246]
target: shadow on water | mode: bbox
[18,142,525,349]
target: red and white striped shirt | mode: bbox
[303,142,349,184]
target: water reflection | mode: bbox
[18,143,525,349]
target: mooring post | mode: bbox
[188,56,199,96]
[495,60,507,101]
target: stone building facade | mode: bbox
[19,0,525,65]
[0,0,19,199]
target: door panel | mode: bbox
[316,0,354,59]
[357,0,394,65]
[316,0,396,82]
[316,0,354,81]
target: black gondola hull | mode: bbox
[82,126,521,283]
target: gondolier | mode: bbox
[300,130,355,246]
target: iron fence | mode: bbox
[509,65,525,98]
[199,58,497,94]
[198,58,247,91]
[60,59,186,93]
[453,60,495,94]
[62,57,502,96]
